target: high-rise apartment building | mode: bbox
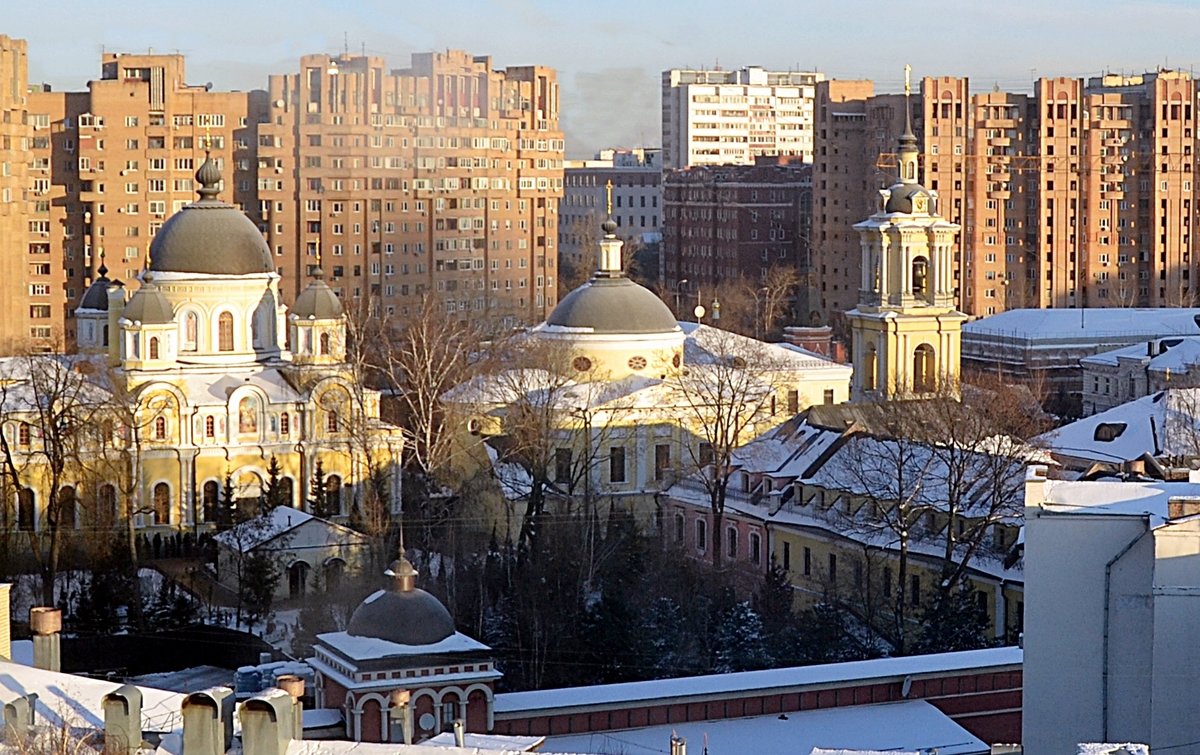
[26,53,264,349]
[662,67,824,169]
[811,70,1200,326]
[258,50,563,327]
[0,35,30,353]
[9,44,564,352]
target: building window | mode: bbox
[218,312,234,351]
[609,446,626,483]
[828,552,837,581]
[183,312,198,351]
[554,448,572,483]
[910,574,921,604]
[154,416,166,440]
[726,527,738,560]
[319,332,331,355]
[18,423,30,447]
[202,480,219,523]
[153,482,170,525]
[783,541,791,571]
[787,390,800,414]
[695,518,707,553]
[803,546,812,577]
[864,344,878,391]
[280,413,290,435]
[654,444,671,480]
[17,489,34,531]
[326,411,339,434]
[205,416,215,438]
[674,512,685,542]
[148,337,159,360]
[749,532,761,565]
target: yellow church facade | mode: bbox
[0,155,401,534]
[846,82,966,400]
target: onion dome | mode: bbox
[148,153,274,276]
[546,217,678,335]
[346,557,456,646]
[79,261,112,311]
[292,267,344,320]
[122,273,174,325]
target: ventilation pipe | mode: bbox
[182,687,234,755]
[29,607,61,672]
[103,685,143,755]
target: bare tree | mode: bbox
[663,327,791,567]
[0,354,104,605]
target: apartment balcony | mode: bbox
[990,136,1011,147]
[987,189,1012,200]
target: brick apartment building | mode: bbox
[811,70,1200,326]
[661,160,811,306]
[5,41,563,352]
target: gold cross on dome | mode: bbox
[904,64,912,97]
[605,179,613,216]
[204,121,213,152]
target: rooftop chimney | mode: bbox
[670,734,687,755]
[274,675,305,740]
[0,584,11,661]
[3,693,36,744]
[239,689,294,755]
[182,687,234,755]
[1168,496,1200,520]
[29,607,61,672]
[453,718,465,747]
[103,685,143,755]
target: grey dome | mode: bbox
[122,278,174,325]
[884,182,933,214]
[346,558,456,646]
[547,276,679,334]
[79,273,112,312]
[149,157,273,276]
[293,276,343,319]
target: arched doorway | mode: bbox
[287,561,311,599]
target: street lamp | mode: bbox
[675,278,689,318]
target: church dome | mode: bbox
[884,182,933,214]
[122,274,174,324]
[346,558,456,646]
[292,272,344,320]
[148,156,273,276]
[548,277,679,335]
[79,263,112,311]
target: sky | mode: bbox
[6,0,1200,158]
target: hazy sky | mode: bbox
[6,0,1200,157]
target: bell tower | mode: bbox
[846,66,966,400]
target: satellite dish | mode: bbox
[693,304,706,319]
[204,82,213,92]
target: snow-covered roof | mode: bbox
[494,647,1020,714]
[965,308,1200,341]
[1038,389,1200,466]
[316,630,490,661]
[288,740,580,755]
[423,733,546,751]
[1081,336,1200,376]
[214,507,316,552]
[1037,479,1200,524]
[0,659,183,733]
[544,700,987,755]
[680,322,851,373]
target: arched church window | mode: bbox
[17,489,34,531]
[153,482,170,524]
[149,337,159,360]
[59,486,77,530]
[912,257,928,298]
[154,416,166,440]
[280,413,290,435]
[327,411,339,434]
[913,344,936,394]
[202,480,219,523]
[183,312,198,351]
[864,343,878,391]
[218,312,234,352]
[238,397,259,435]
[319,332,330,356]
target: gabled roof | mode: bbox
[214,507,366,553]
[1038,389,1200,466]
